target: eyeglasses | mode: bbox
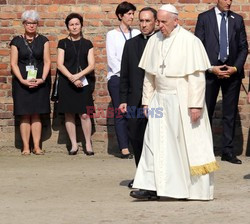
[24,22,38,26]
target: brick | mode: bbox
[0,112,12,119]
[202,0,216,3]
[6,104,13,112]
[37,0,53,4]
[85,13,106,20]
[161,0,176,3]
[7,119,15,126]
[48,5,59,12]
[179,0,200,3]
[0,64,8,70]
[100,0,120,3]
[183,5,195,12]
[0,83,11,90]
[0,13,16,19]
[53,0,76,4]
[0,103,5,110]
[0,92,6,97]
[8,0,28,3]
[78,0,99,3]
[1,21,10,27]
[0,50,9,56]
[179,12,199,19]
[0,35,12,41]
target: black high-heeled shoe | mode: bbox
[84,141,94,156]
[84,151,94,156]
[68,147,78,155]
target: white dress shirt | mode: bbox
[106,28,140,80]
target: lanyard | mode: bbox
[69,36,82,73]
[22,34,37,67]
[119,26,132,41]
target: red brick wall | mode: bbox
[0,0,249,154]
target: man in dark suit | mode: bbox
[195,0,248,164]
[119,7,157,187]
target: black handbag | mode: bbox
[51,69,59,102]
[51,40,67,102]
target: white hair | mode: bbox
[170,13,178,20]
[21,10,40,23]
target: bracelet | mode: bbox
[233,66,237,72]
[41,77,45,82]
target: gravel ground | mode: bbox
[0,147,249,224]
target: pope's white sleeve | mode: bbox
[188,71,205,108]
[142,72,155,106]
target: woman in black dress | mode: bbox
[10,10,51,155]
[57,13,95,155]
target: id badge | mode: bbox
[27,69,38,80]
[26,65,35,72]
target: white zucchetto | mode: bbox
[159,4,178,15]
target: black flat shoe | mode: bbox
[121,153,133,159]
[68,147,78,155]
[84,151,94,156]
[221,153,242,164]
[128,179,134,189]
[130,190,159,200]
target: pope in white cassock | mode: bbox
[130,4,219,201]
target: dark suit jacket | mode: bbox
[195,8,248,78]
[120,34,148,107]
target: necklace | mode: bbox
[24,33,37,43]
[160,27,178,75]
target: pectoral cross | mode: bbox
[160,61,166,74]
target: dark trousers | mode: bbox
[127,108,147,166]
[108,76,128,150]
[205,73,241,155]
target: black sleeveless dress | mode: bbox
[10,35,51,116]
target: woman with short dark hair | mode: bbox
[57,13,95,156]
[10,10,51,155]
[106,1,140,158]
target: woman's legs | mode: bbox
[65,113,78,151]
[79,113,93,152]
[31,114,43,153]
[20,115,31,153]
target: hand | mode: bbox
[212,65,230,79]
[21,79,38,88]
[73,79,83,88]
[68,74,76,83]
[248,92,250,104]
[119,103,127,113]
[190,108,201,123]
[143,105,148,118]
[34,78,45,86]
[224,65,237,76]
[69,73,81,83]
